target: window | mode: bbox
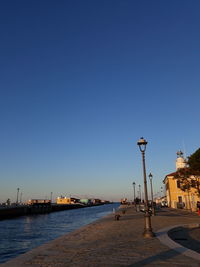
[178,196,182,203]
[177,180,181,188]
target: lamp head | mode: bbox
[149,172,153,180]
[137,137,148,152]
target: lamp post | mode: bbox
[138,184,141,210]
[137,137,154,238]
[20,192,22,204]
[160,187,163,198]
[139,184,141,202]
[132,182,136,205]
[16,188,20,204]
[149,173,155,216]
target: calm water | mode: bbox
[0,203,119,263]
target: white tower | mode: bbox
[176,150,187,170]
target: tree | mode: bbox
[173,166,200,198]
[172,148,200,199]
[173,168,200,210]
[188,148,200,172]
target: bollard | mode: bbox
[115,214,121,220]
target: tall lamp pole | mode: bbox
[137,137,154,238]
[149,173,155,216]
[16,188,20,204]
[139,184,141,202]
[132,182,136,205]
[160,187,163,198]
[20,192,22,204]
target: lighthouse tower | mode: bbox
[176,150,187,170]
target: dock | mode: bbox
[0,203,104,220]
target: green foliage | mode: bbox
[173,168,200,196]
[172,148,200,196]
[188,148,200,172]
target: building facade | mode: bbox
[56,196,80,204]
[163,151,200,211]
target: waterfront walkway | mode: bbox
[1,206,200,266]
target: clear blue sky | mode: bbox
[0,0,200,202]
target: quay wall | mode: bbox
[0,203,104,220]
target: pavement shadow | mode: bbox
[157,213,184,217]
[160,208,198,214]
[128,248,180,266]
[155,209,196,217]
[168,226,200,253]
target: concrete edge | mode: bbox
[156,223,200,261]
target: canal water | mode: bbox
[0,203,120,263]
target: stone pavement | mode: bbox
[1,206,200,266]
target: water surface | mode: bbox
[0,203,119,263]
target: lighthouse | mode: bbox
[176,150,187,170]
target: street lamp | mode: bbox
[149,172,155,216]
[20,192,22,204]
[16,188,20,204]
[138,184,141,210]
[137,137,154,238]
[160,187,163,198]
[138,184,141,201]
[132,182,136,205]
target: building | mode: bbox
[79,198,92,205]
[27,199,51,205]
[155,196,167,207]
[163,151,200,211]
[56,196,80,205]
[92,199,102,204]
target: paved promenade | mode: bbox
[1,206,200,266]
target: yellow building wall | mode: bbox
[166,176,200,211]
[56,197,72,204]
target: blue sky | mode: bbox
[0,0,200,202]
